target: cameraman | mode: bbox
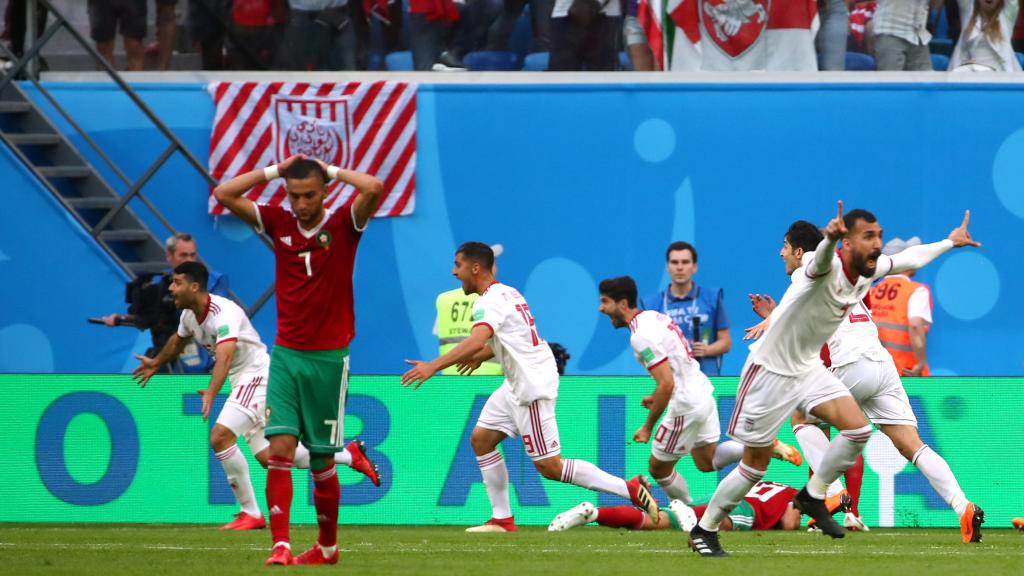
[101,232,229,373]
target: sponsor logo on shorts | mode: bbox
[744,418,754,432]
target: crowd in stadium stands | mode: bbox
[2,0,1024,72]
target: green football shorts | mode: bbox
[265,345,349,453]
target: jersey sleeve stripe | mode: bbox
[216,337,238,345]
[472,321,495,335]
[646,356,669,370]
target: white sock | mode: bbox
[560,459,629,499]
[698,462,764,531]
[794,424,845,496]
[319,544,337,557]
[293,444,311,469]
[711,441,745,470]
[912,445,969,516]
[476,451,512,519]
[335,447,353,466]
[807,425,871,499]
[216,444,260,517]
[655,469,692,504]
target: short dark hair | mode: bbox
[785,220,824,253]
[843,208,877,232]
[665,241,697,264]
[599,276,638,308]
[174,261,209,290]
[456,242,495,270]
[282,158,327,184]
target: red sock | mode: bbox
[595,506,646,530]
[692,504,708,522]
[844,455,864,516]
[312,463,340,548]
[266,457,293,546]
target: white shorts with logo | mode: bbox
[835,358,917,426]
[651,401,721,462]
[217,370,269,455]
[476,382,561,462]
[728,359,851,448]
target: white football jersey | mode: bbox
[177,294,270,385]
[750,248,895,376]
[629,310,715,417]
[826,300,891,368]
[472,282,558,405]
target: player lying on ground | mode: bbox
[133,262,381,531]
[549,481,851,533]
[402,242,659,533]
[596,275,801,506]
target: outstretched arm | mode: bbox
[808,201,845,278]
[132,334,188,386]
[402,324,493,388]
[883,210,980,277]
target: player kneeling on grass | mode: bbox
[132,262,380,531]
[597,276,802,505]
[549,481,851,533]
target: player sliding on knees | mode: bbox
[748,213,984,543]
[595,276,801,506]
[133,262,381,532]
[401,242,659,533]
[549,481,851,533]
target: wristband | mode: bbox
[327,165,340,180]
[264,165,280,181]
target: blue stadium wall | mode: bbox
[3,79,1023,376]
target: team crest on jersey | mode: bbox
[273,95,352,169]
[702,0,769,58]
[265,407,272,422]
[472,309,484,321]
[316,230,332,249]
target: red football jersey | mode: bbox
[256,202,362,350]
[746,481,798,530]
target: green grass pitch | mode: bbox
[1,525,1022,575]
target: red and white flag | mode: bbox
[207,81,417,217]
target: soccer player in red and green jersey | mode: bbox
[214,154,382,565]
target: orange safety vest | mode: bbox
[870,276,930,376]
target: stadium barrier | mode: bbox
[4,374,1021,527]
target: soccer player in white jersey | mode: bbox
[689,202,979,557]
[751,218,985,543]
[595,276,802,505]
[132,262,380,530]
[401,242,659,532]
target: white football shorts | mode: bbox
[477,382,561,462]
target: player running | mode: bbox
[596,275,801,505]
[689,202,979,557]
[749,216,985,543]
[401,242,659,532]
[549,481,851,533]
[132,261,380,531]
[213,154,383,565]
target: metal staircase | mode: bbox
[0,0,274,313]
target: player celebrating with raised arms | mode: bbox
[213,154,382,565]
[689,202,979,557]
[596,275,801,506]
[401,242,659,532]
[133,261,380,531]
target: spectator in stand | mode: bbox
[188,0,231,70]
[817,0,850,69]
[87,0,146,71]
[848,1,878,55]
[487,0,554,54]
[549,0,622,71]
[872,0,940,70]
[230,0,286,69]
[949,0,1021,71]
[408,0,460,70]
[870,237,935,377]
[278,0,358,70]
[435,0,504,70]
[1014,0,1024,50]
[354,0,404,70]
[623,0,655,71]
[1,0,49,67]
[152,0,179,70]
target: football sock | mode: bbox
[655,469,692,504]
[215,445,261,517]
[560,459,629,499]
[807,425,871,499]
[794,424,845,496]
[697,462,764,532]
[266,457,294,546]
[476,451,512,519]
[292,445,310,469]
[311,463,340,549]
[912,445,969,516]
[845,455,864,515]
[335,447,353,466]
[712,441,745,470]
[596,506,646,530]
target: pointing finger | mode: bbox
[837,200,844,220]
[962,209,970,228]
